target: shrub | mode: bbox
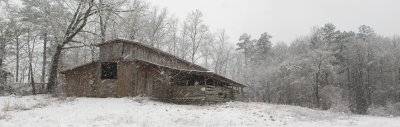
[0,101,10,120]
[368,102,400,117]
[32,101,50,109]
[388,102,400,116]
[329,100,351,113]
[368,105,390,116]
[0,111,9,120]
[56,96,76,103]
[131,96,150,104]
[2,101,10,112]
[5,103,29,111]
[320,85,350,112]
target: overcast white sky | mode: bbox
[147,0,400,45]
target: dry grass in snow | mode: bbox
[0,95,399,127]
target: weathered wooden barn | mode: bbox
[62,39,245,103]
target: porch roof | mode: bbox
[135,59,246,87]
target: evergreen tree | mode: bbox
[255,32,272,62]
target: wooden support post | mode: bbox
[214,80,216,87]
[204,76,207,86]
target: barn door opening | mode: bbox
[101,62,117,79]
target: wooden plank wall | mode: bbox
[99,43,124,62]
[136,63,152,96]
[135,62,144,96]
[117,61,134,97]
[64,62,100,97]
[99,79,117,97]
[134,61,173,98]
[99,44,112,62]
[65,61,138,97]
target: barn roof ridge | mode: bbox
[96,39,208,71]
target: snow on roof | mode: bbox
[60,61,99,74]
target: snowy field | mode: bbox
[0,95,399,127]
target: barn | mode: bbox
[61,39,245,103]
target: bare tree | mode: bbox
[146,7,168,48]
[185,10,208,63]
[47,0,100,93]
[212,30,233,75]
[47,0,127,93]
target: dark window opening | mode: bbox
[101,62,117,79]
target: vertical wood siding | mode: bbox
[64,62,99,97]
[117,61,134,97]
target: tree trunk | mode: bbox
[325,72,328,86]
[99,0,106,43]
[0,37,4,69]
[366,68,372,106]
[287,84,291,104]
[30,61,36,95]
[28,30,36,95]
[47,44,63,93]
[356,68,367,114]
[16,37,19,82]
[41,33,47,83]
[191,51,195,64]
[0,36,5,85]
[398,67,400,85]
[315,72,320,108]
[204,50,208,68]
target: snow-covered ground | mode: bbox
[0,95,399,127]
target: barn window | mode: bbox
[101,62,117,79]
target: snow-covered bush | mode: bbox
[369,102,400,116]
[0,111,8,120]
[1,100,10,111]
[320,85,350,113]
[2,98,50,112]
[3,102,29,111]
[387,102,400,116]
[131,96,150,104]
[329,100,351,113]
[0,101,10,120]
[0,84,14,96]
[368,105,389,116]
[56,96,75,104]
[0,86,4,95]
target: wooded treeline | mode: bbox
[239,24,400,114]
[0,0,399,115]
